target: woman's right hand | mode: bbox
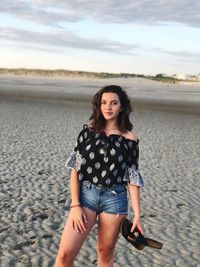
[69,206,88,234]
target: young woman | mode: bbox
[55,85,144,267]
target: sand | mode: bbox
[1,75,200,113]
[0,76,200,266]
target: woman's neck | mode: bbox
[104,122,118,131]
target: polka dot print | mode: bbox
[66,125,144,187]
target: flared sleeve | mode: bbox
[123,139,144,187]
[65,126,87,172]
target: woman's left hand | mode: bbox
[131,216,143,234]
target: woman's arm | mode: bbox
[127,183,143,234]
[124,131,144,233]
[69,169,87,233]
[70,168,81,205]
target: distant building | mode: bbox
[173,73,200,81]
[186,75,196,81]
[196,74,200,81]
[174,73,186,80]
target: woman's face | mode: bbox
[100,92,121,121]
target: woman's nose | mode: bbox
[106,103,112,109]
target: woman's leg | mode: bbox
[97,213,126,267]
[55,208,97,267]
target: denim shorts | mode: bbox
[80,181,128,215]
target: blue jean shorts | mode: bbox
[80,181,128,215]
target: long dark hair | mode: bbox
[89,85,133,133]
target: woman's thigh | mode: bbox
[57,207,97,256]
[97,213,126,251]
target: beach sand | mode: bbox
[0,77,200,266]
[1,75,200,113]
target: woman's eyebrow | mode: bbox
[101,99,119,102]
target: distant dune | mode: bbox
[0,67,180,84]
[1,68,200,86]
[0,68,147,79]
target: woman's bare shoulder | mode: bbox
[123,131,138,141]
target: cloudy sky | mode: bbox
[0,0,200,75]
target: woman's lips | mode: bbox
[105,112,113,115]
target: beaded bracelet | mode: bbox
[70,204,81,208]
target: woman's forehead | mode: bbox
[101,92,119,101]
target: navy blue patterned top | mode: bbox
[66,125,144,187]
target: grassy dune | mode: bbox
[0,68,180,83]
[0,68,146,79]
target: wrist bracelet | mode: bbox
[70,204,81,208]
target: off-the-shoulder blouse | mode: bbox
[66,125,144,188]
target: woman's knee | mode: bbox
[97,244,114,261]
[56,248,76,264]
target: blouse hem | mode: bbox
[123,168,144,187]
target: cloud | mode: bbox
[0,26,139,55]
[1,0,200,28]
[0,0,80,25]
[148,46,200,60]
[1,26,199,62]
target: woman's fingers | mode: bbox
[130,223,136,233]
[130,218,144,234]
[78,220,86,233]
[73,220,80,233]
[77,212,88,232]
[73,219,87,233]
[70,210,88,233]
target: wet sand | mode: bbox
[0,76,200,266]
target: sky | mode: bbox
[0,0,200,75]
